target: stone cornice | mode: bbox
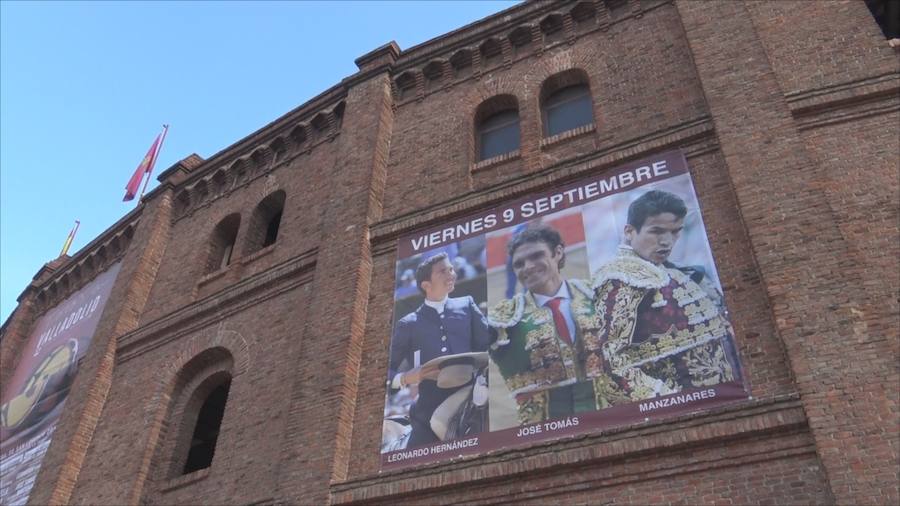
[116,247,317,362]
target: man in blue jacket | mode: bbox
[388,252,490,447]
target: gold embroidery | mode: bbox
[591,247,669,290]
[685,340,734,385]
[592,374,629,408]
[488,297,520,327]
[599,284,645,363]
[517,392,548,425]
[609,316,730,373]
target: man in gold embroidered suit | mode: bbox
[489,225,625,425]
[592,190,741,402]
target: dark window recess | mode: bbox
[479,110,520,160]
[244,191,286,255]
[208,214,240,273]
[183,381,231,474]
[866,0,900,39]
[263,211,282,248]
[543,84,593,137]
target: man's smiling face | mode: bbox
[511,240,564,297]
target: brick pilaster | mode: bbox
[273,43,397,504]
[676,1,898,504]
[27,190,174,506]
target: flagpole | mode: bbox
[139,124,169,201]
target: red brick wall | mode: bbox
[6,1,897,505]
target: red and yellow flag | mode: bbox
[60,220,80,257]
[123,125,168,202]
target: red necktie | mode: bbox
[545,297,573,346]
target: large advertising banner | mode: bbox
[382,150,748,469]
[0,262,121,506]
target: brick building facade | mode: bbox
[2,1,898,504]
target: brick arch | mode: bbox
[160,329,251,383]
[127,327,251,504]
[539,67,592,102]
[518,47,599,105]
[519,50,577,92]
[470,76,524,112]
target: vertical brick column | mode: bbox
[27,189,174,506]
[274,43,397,504]
[676,2,898,504]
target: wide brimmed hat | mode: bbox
[423,352,488,389]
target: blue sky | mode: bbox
[0,1,519,323]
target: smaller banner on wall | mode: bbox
[0,263,121,506]
[381,150,748,470]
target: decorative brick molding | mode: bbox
[158,468,210,493]
[171,103,344,222]
[540,122,596,149]
[31,216,141,316]
[117,248,316,361]
[330,395,809,504]
[391,0,663,107]
[471,149,521,172]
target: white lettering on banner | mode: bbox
[407,159,674,252]
[410,214,500,252]
[638,388,717,413]
[406,159,675,253]
[386,446,431,462]
[33,295,102,357]
[385,437,480,463]
[429,436,479,455]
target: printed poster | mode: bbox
[0,263,121,505]
[381,151,748,469]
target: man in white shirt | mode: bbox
[387,253,490,447]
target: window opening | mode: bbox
[244,191,286,255]
[183,380,231,474]
[543,84,593,137]
[207,214,240,273]
[479,109,520,160]
[263,211,282,248]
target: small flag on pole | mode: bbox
[123,125,169,202]
[60,220,81,257]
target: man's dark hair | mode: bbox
[507,224,566,269]
[415,252,449,295]
[627,190,688,231]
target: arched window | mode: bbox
[475,95,520,161]
[244,191,286,255]
[182,379,231,474]
[148,347,236,489]
[206,214,240,273]
[540,69,594,138]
